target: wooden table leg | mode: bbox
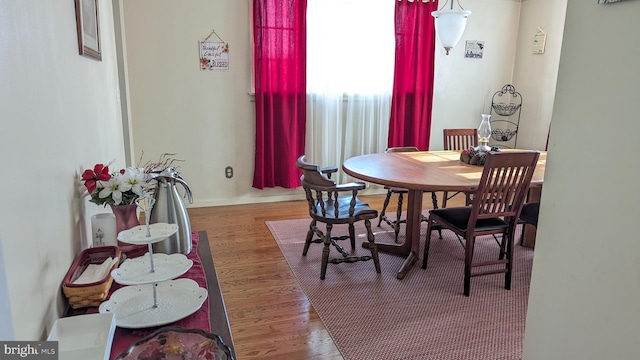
[363,189,422,279]
[522,225,537,248]
[397,190,423,279]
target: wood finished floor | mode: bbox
[188,192,465,360]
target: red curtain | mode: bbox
[388,0,438,150]
[252,0,307,189]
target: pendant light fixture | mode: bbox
[431,0,472,55]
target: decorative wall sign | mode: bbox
[74,0,101,60]
[465,40,484,59]
[199,30,229,71]
[532,27,547,54]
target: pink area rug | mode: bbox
[266,216,533,360]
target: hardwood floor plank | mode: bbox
[188,193,462,360]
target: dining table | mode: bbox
[342,150,546,280]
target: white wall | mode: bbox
[430,0,522,150]
[0,241,13,340]
[121,0,303,208]
[523,1,640,359]
[431,0,566,152]
[0,0,126,339]
[512,0,566,150]
[122,0,560,207]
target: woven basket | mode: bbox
[62,246,121,309]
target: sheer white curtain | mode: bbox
[306,0,396,183]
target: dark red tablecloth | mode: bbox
[87,231,210,359]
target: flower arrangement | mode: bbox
[81,162,150,207]
[81,153,184,207]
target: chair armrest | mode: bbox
[334,182,366,191]
[319,166,338,179]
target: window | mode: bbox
[305,0,396,182]
[306,0,395,95]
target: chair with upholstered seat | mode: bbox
[518,201,540,245]
[377,147,439,243]
[422,151,540,296]
[296,156,381,279]
[442,129,478,207]
[519,202,540,228]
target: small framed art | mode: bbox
[465,40,484,59]
[75,0,101,61]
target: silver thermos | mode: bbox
[149,168,194,254]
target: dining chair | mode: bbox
[442,129,478,208]
[518,128,545,246]
[519,202,540,228]
[421,151,540,296]
[296,156,381,279]
[518,201,540,245]
[377,147,439,243]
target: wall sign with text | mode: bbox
[199,41,229,71]
[532,28,547,54]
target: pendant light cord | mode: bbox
[437,0,466,11]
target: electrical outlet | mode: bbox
[225,166,233,179]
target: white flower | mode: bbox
[122,168,150,196]
[98,177,132,205]
[82,156,180,207]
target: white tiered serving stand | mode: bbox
[99,197,208,329]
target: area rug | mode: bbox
[266,216,533,360]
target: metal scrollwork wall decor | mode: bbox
[488,84,522,149]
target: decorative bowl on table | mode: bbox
[115,326,234,360]
[460,147,501,166]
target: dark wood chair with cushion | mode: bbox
[422,151,540,296]
[518,201,540,245]
[442,129,478,208]
[519,202,540,228]
[296,156,381,279]
[377,147,439,243]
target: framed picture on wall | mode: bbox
[465,40,484,59]
[75,0,101,61]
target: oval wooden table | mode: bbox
[342,150,546,280]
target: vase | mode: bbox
[110,204,140,233]
[110,204,143,254]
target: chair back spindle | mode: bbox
[442,129,479,207]
[443,128,478,151]
[470,152,538,225]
